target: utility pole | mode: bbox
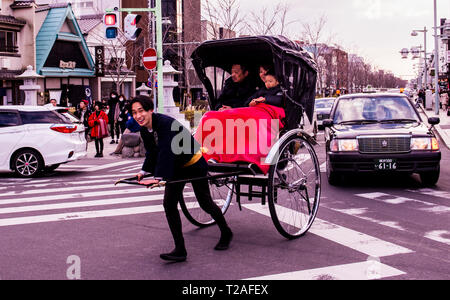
[106,0,165,113]
[433,0,440,116]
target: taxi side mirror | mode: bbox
[322,119,334,127]
[428,117,440,125]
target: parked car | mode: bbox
[323,93,441,186]
[0,105,87,177]
[315,97,336,129]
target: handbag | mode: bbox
[98,118,109,138]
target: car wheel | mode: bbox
[326,157,340,185]
[13,149,43,178]
[419,167,440,187]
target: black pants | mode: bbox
[94,138,104,154]
[163,157,230,250]
[109,122,120,140]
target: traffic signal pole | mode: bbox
[106,0,165,113]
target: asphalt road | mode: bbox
[0,133,448,281]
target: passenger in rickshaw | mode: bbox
[215,63,257,111]
[195,65,286,175]
[246,70,283,108]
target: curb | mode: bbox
[418,105,450,150]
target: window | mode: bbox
[0,30,18,53]
[19,111,70,125]
[0,111,20,127]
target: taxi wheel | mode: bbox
[419,167,440,187]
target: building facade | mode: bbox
[0,1,98,107]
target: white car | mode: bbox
[315,97,336,129]
[0,105,87,177]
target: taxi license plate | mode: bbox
[374,159,397,170]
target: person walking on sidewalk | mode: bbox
[131,95,233,262]
[88,102,109,158]
[107,91,120,144]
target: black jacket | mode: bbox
[245,85,284,107]
[215,77,257,110]
[140,113,201,181]
[107,96,118,119]
[74,108,90,128]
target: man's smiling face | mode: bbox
[132,102,153,129]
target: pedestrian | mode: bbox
[110,113,141,156]
[74,99,91,141]
[115,94,128,134]
[108,91,120,144]
[88,102,109,158]
[440,91,448,111]
[131,95,233,262]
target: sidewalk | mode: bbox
[86,136,128,159]
[419,105,450,150]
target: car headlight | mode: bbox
[330,139,359,152]
[411,137,439,150]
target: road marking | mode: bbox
[0,192,195,215]
[320,162,326,173]
[84,161,137,172]
[0,187,165,206]
[0,179,117,190]
[0,183,128,197]
[58,164,96,169]
[243,204,413,257]
[406,188,450,199]
[0,205,167,227]
[322,206,406,231]
[424,230,450,246]
[356,192,450,214]
[243,260,405,280]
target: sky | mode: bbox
[237,0,450,80]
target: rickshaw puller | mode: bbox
[131,96,233,262]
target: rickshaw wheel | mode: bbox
[179,175,235,227]
[268,134,321,239]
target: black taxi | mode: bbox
[323,93,441,186]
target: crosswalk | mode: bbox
[0,158,449,279]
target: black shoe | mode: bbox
[98,153,103,158]
[214,230,233,251]
[94,153,100,157]
[160,249,187,262]
[110,140,115,144]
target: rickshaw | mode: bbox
[117,36,321,239]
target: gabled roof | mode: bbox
[35,3,95,77]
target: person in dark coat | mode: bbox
[74,100,91,141]
[115,95,128,134]
[131,95,233,262]
[107,91,120,144]
[215,64,257,111]
[245,71,283,108]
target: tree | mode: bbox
[243,2,297,36]
[202,0,246,39]
[300,15,334,96]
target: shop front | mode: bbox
[35,4,95,107]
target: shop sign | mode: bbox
[60,60,77,69]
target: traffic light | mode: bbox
[124,14,142,41]
[104,12,119,39]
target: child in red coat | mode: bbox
[88,102,109,157]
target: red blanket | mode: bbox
[194,104,285,174]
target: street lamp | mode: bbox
[411,27,428,91]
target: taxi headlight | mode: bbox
[411,137,439,150]
[330,139,359,152]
